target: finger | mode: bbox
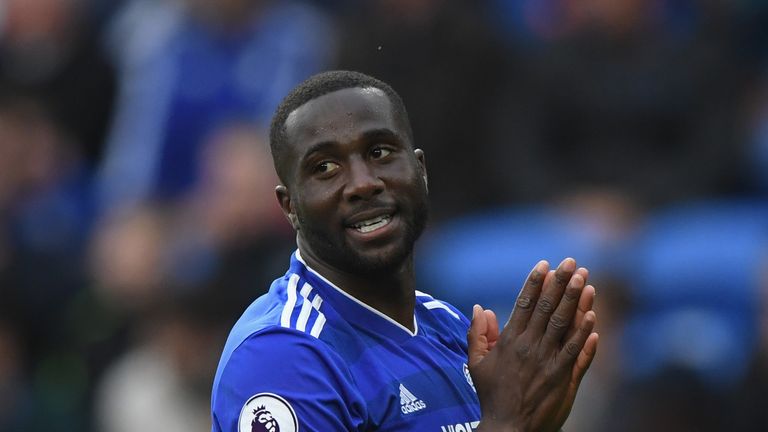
[505,260,549,334]
[565,284,595,342]
[542,270,586,346]
[467,304,491,367]
[572,332,599,386]
[526,257,577,338]
[484,309,499,350]
[558,310,596,366]
[578,267,589,285]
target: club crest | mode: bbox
[238,393,298,432]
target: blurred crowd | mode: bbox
[0,0,767,430]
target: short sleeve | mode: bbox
[211,327,368,432]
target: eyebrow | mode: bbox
[301,140,337,162]
[360,128,401,143]
[300,128,403,161]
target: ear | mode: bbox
[414,148,428,193]
[275,185,299,230]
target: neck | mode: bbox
[297,245,417,331]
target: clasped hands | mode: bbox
[468,258,599,432]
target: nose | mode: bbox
[343,157,384,202]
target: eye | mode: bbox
[316,161,340,174]
[371,147,392,159]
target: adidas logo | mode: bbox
[399,384,427,414]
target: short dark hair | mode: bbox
[269,70,412,184]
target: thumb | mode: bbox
[467,304,490,367]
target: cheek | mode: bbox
[391,171,427,199]
[295,190,337,226]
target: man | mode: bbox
[210,71,598,431]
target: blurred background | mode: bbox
[0,0,766,430]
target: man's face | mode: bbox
[278,87,428,275]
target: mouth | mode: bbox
[349,214,393,233]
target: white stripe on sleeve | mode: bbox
[296,283,314,332]
[309,313,326,338]
[423,300,460,320]
[280,274,300,328]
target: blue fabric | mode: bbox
[211,252,481,431]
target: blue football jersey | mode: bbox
[211,250,481,432]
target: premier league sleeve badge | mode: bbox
[238,393,299,432]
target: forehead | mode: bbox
[284,87,403,155]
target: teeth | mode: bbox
[353,215,391,233]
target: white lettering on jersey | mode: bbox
[441,420,480,432]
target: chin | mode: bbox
[302,230,414,276]
[341,213,426,275]
[300,203,428,276]
[346,245,413,275]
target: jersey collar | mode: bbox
[291,250,419,341]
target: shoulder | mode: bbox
[225,272,331,348]
[214,266,351,392]
[217,326,344,391]
[415,290,472,356]
[212,327,367,432]
[212,271,369,431]
[416,290,471,328]
[214,271,336,382]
